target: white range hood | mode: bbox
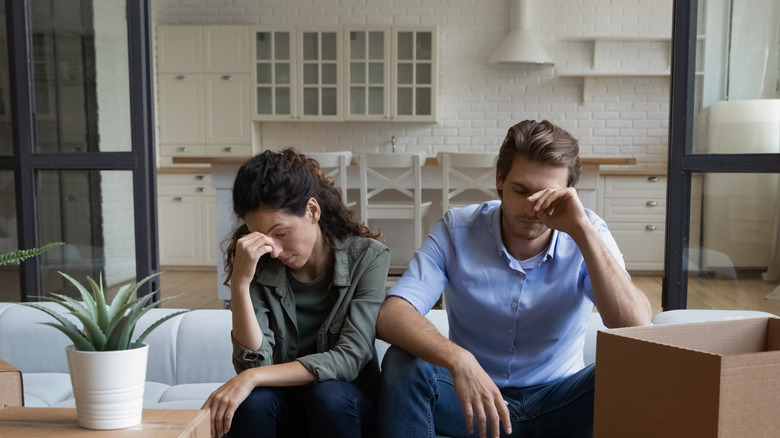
[488,0,554,66]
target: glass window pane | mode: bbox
[256,32,271,60]
[0,170,19,301]
[397,32,413,60]
[416,63,431,85]
[256,63,272,84]
[685,172,780,313]
[369,87,383,115]
[416,32,432,60]
[350,31,365,60]
[322,88,337,115]
[302,32,318,61]
[303,88,318,115]
[0,0,11,156]
[322,63,337,85]
[303,64,318,85]
[275,87,290,115]
[397,87,412,115]
[369,63,384,84]
[321,32,337,60]
[275,32,290,60]
[275,63,290,84]
[692,100,780,155]
[37,170,136,298]
[257,87,272,114]
[350,87,366,115]
[416,87,431,115]
[351,62,366,84]
[397,63,413,84]
[369,31,384,60]
[32,2,131,153]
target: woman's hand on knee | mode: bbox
[202,371,256,438]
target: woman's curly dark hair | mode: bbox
[223,148,379,284]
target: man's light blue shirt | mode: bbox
[388,200,627,388]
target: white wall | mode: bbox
[153,0,674,170]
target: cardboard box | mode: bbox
[594,317,780,438]
[0,407,210,437]
[0,358,23,409]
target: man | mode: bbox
[376,120,652,438]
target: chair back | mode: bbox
[438,152,498,215]
[358,152,429,251]
[305,151,352,205]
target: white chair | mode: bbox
[304,151,352,205]
[437,152,498,216]
[358,153,432,257]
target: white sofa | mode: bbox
[0,301,609,409]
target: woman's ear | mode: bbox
[307,197,321,223]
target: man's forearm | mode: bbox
[574,225,652,328]
[376,296,472,371]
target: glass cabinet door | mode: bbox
[393,26,436,122]
[254,28,295,120]
[299,28,341,121]
[345,27,389,121]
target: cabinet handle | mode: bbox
[646,201,658,207]
[65,196,76,202]
[648,176,659,182]
[176,147,188,152]
[195,175,205,181]
[645,225,657,231]
[196,187,206,193]
[223,147,234,153]
[176,75,185,80]
[173,197,183,202]
[222,75,232,80]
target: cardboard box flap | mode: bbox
[595,330,723,437]
[0,358,24,409]
[605,318,771,356]
[718,352,780,436]
[766,318,780,351]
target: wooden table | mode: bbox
[0,407,209,437]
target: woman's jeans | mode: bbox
[377,346,595,438]
[227,380,375,438]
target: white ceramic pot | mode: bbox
[65,344,148,430]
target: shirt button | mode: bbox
[503,372,509,378]
[511,302,518,309]
[508,328,514,334]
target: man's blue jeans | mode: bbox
[377,346,594,438]
[227,380,375,438]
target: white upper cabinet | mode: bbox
[254,25,436,122]
[157,26,204,73]
[344,26,390,121]
[157,25,252,160]
[392,26,437,122]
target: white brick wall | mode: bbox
[154,0,675,170]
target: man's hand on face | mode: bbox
[526,187,590,239]
[450,350,512,438]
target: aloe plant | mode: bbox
[0,241,65,266]
[22,271,187,351]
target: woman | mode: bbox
[202,149,390,438]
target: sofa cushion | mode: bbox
[175,310,235,385]
[19,372,73,407]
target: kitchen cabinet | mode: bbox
[599,173,667,271]
[156,26,252,163]
[254,25,436,122]
[253,26,342,121]
[157,173,217,266]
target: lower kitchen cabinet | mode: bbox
[157,172,217,266]
[599,173,667,272]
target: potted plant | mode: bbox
[21,270,187,430]
[0,241,64,266]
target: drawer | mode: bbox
[157,174,214,196]
[205,144,252,157]
[160,144,207,157]
[603,198,666,222]
[608,222,666,271]
[603,175,667,198]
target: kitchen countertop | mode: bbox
[167,156,637,168]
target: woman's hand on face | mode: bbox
[202,371,256,438]
[232,232,276,288]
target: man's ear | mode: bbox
[495,173,504,199]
